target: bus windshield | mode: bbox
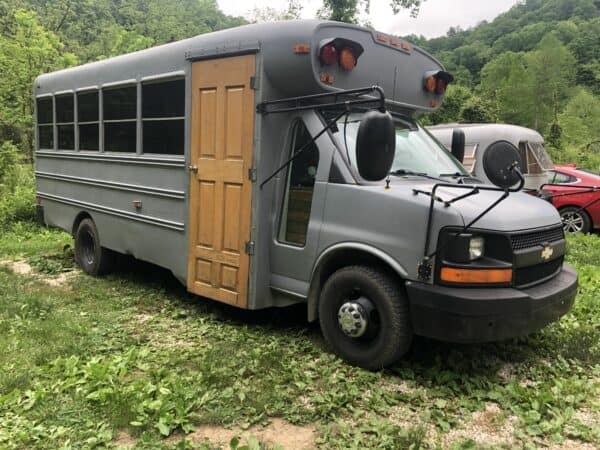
[331,113,468,178]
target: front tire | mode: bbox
[560,206,591,233]
[318,265,412,370]
[74,218,115,276]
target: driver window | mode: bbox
[278,121,320,246]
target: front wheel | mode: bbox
[560,206,591,233]
[318,265,412,370]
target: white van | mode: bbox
[428,123,554,191]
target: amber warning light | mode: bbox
[423,70,454,96]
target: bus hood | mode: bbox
[433,184,561,231]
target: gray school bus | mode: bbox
[34,20,577,370]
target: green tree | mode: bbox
[0,9,77,159]
[558,88,600,151]
[479,52,535,127]
[525,33,576,132]
[459,96,494,123]
[421,85,472,125]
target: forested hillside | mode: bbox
[0,0,246,161]
[406,0,600,168]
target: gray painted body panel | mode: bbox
[316,182,464,281]
[427,123,551,191]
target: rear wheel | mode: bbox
[318,265,412,370]
[560,206,591,233]
[74,218,115,275]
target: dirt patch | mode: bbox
[43,270,78,287]
[0,259,32,275]
[380,377,416,395]
[442,403,516,447]
[0,259,78,286]
[113,431,138,448]
[549,440,598,450]
[182,418,316,449]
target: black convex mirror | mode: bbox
[482,140,524,189]
[356,110,396,181]
[451,128,465,163]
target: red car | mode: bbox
[544,164,600,233]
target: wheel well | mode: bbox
[307,247,405,322]
[72,211,92,236]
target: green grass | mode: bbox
[0,222,599,449]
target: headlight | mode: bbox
[440,232,485,263]
[469,236,485,260]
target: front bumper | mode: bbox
[405,263,578,343]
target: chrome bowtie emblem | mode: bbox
[541,245,554,261]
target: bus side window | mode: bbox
[142,78,185,155]
[278,121,320,246]
[56,94,75,150]
[103,86,137,152]
[36,97,54,149]
[78,90,99,151]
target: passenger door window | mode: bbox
[278,121,320,246]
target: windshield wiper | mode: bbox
[390,169,445,182]
[439,172,468,177]
[439,172,479,184]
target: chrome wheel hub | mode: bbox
[561,212,584,233]
[338,298,372,338]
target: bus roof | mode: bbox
[428,123,544,144]
[35,20,448,113]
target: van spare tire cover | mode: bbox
[482,140,523,188]
[356,110,396,181]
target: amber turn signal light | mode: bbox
[339,47,357,71]
[440,267,512,284]
[424,76,436,93]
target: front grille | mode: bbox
[510,226,564,250]
[514,257,563,287]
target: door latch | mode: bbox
[245,241,255,255]
[248,167,257,182]
[188,165,198,173]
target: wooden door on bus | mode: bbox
[187,55,255,308]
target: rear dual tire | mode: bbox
[318,265,412,370]
[74,218,115,276]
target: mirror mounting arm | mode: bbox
[259,109,347,189]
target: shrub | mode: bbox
[0,142,36,229]
[0,141,19,193]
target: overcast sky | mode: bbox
[217,0,521,38]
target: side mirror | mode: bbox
[356,110,396,181]
[482,140,524,189]
[451,129,465,163]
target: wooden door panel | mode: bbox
[187,55,255,308]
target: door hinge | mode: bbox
[250,76,259,90]
[245,241,255,255]
[248,167,257,182]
